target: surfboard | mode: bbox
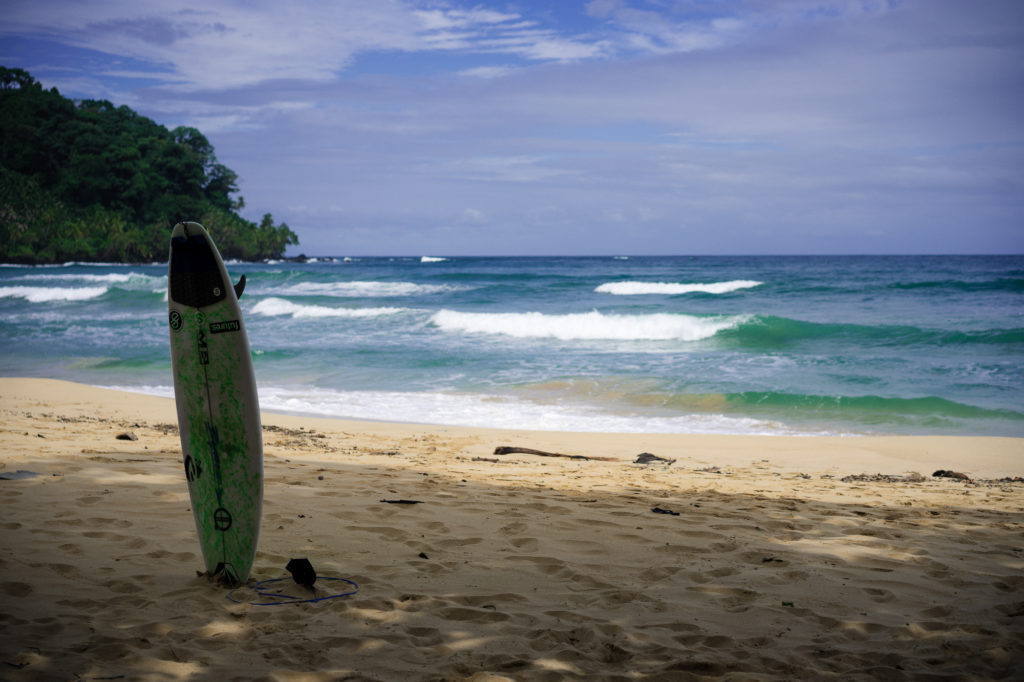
[168,221,262,586]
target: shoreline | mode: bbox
[95,380,1024,440]
[4,377,1022,478]
[1,377,1022,680]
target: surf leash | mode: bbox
[226,558,359,605]
[226,576,359,606]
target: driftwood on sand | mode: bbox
[493,446,617,462]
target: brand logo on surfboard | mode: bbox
[210,320,240,334]
[213,507,233,531]
[184,455,202,482]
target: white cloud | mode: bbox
[4,0,422,89]
[2,0,1022,254]
[459,65,518,78]
[413,7,523,31]
[440,156,576,184]
[2,0,616,90]
[461,208,486,222]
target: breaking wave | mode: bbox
[278,281,464,297]
[250,297,408,319]
[596,280,763,295]
[430,309,746,341]
[0,286,109,302]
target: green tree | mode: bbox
[0,67,299,263]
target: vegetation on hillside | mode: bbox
[0,67,298,263]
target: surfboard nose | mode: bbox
[169,222,229,308]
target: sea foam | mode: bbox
[16,272,162,284]
[250,385,799,434]
[595,280,763,295]
[430,309,745,341]
[0,286,108,302]
[250,297,407,319]
[111,383,799,435]
[279,281,463,297]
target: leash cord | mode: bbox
[226,576,359,605]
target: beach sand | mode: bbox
[1,377,1022,681]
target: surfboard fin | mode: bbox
[233,274,246,299]
[213,562,241,587]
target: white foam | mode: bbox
[0,286,108,302]
[108,384,174,399]
[251,385,803,434]
[61,261,154,267]
[596,280,763,295]
[249,297,407,318]
[103,383,817,435]
[420,256,448,263]
[279,281,464,297]
[430,309,746,341]
[1,261,144,268]
[15,272,165,287]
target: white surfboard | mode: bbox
[168,221,262,586]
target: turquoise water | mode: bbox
[1,255,1022,436]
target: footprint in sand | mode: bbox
[358,525,411,542]
[1,581,33,597]
[863,587,895,603]
[453,593,527,608]
[656,543,708,557]
[38,562,88,581]
[598,588,660,608]
[58,543,83,556]
[48,516,82,527]
[528,625,598,652]
[438,606,510,623]
[506,554,568,577]
[500,522,529,535]
[436,536,484,549]
[707,566,739,579]
[701,634,735,649]
[509,537,539,552]
[86,516,132,527]
[82,530,116,540]
[106,579,144,594]
[406,626,445,646]
[688,585,759,612]
[418,520,451,534]
[581,570,623,595]
[637,565,682,582]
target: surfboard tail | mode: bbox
[170,222,231,309]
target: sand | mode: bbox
[1,377,1022,681]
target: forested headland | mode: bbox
[0,67,298,264]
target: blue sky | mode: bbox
[2,0,1022,255]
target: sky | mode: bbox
[2,0,1022,256]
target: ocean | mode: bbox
[1,254,1022,437]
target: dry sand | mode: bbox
[1,377,1022,681]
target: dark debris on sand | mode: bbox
[840,470,1024,486]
